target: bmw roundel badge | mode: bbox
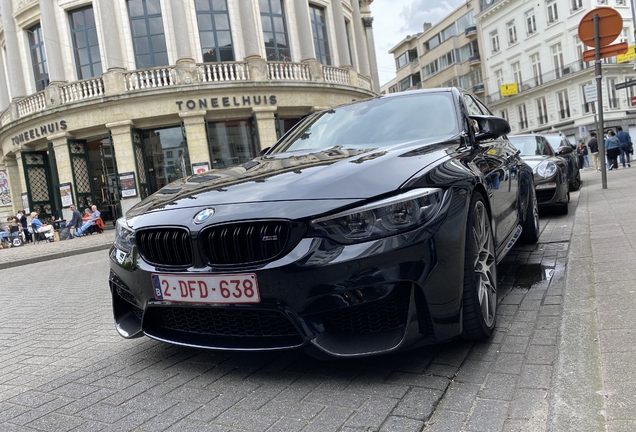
[193,208,215,224]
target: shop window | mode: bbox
[142,126,191,193]
[195,0,234,62]
[28,24,49,91]
[69,6,103,79]
[207,120,258,169]
[259,0,291,61]
[309,4,331,65]
[127,0,168,68]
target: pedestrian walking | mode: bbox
[605,130,621,170]
[588,132,600,171]
[615,126,632,168]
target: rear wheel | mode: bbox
[461,192,497,341]
[520,186,539,244]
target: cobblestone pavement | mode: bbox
[0,196,577,431]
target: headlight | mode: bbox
[114,217,136,252]
[535,161,557,178]
[309,188,444,243]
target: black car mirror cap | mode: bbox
[470,115,511,141]
[558,146,574,155]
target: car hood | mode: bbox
[127,140,458,218]
[518,155,551,170]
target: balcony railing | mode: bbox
[17,92,46,117]
[323,66,350,85]
[61,77,104,103]
[537,115,548,125]
[518,120,528,130]
[469,54,481,65]
[487,58,609,104]
[465,25,477,37]
[267,62,310,81]
[472,83,485,93]
[3,61,374,123]
[199,62,249,82]
[559,109,571,120]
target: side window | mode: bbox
[540,138,553,156]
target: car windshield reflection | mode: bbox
[272,93,460,154]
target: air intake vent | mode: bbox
[200,221,290,266]
[136,228,193,267]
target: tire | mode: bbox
[569,171,581,191]
[520,186,540,244]
[461,192,497,341]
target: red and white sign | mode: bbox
[152,273,260,304]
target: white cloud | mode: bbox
[371,0,466,86]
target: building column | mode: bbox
[294,0,315,61]
[39,0,66,83]
[180,111,211,171]
[351,0,370,77]
[3,156,22,214]
[0,50,10,111]
[362,17,380,92]
[96,0,125,70]
[50,134,74,221]
[106,121,140,215]
[240,1,261,58]
[170,0,195,62]
[332,0,351,67]
[253,107,278,151]
[0,0,26,99]
[13,150,28,194]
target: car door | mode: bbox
[463,93,518,246]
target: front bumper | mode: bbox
[108,191,469,358]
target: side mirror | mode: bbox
[557,146,574,155]
[470,115,511,141]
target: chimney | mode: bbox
[423,22,432,32]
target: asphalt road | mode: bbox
[0,199,575,431]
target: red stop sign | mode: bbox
[632,95,636,106]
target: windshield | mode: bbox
[271,92,460,154]
[544,135,570,150]
[509,136,553,156]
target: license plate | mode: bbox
[151,273,260,304]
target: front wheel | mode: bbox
[461,192,497,341]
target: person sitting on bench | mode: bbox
[74,205,101,237]
[31,212,55,240]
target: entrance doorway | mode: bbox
[85,135,120,223]
[138,125,191,195]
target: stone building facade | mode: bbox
[0,0,378,222]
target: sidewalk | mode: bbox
[551,164,636,431]
[0,227,115,270]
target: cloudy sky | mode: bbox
[371,0,466,86]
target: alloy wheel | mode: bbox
[471,201,497,328]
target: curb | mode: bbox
[0,243,113,270]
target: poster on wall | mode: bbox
[118,172,138,198]
[21,193,29,214]
[0,170,11,206]
[192,162,210,174]
[59,182,74,207]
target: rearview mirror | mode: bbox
[470,115,511,141]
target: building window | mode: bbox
[626,77,635,106]
[345,20,354,66]
[259,0,291,61]
[195,0,234,62]
[557,90,570,119]
[517,104,528,130]
[309,4,331,65]
[69,6,102,79]
[547,0,559,24]
[507,21,517,45]
[127,0,168,68]
[581,84,593,113]
[551,42,564,78]
[207,119,258,169]
[620,27,630,44]
[500,109,508,122]
[28,24,49,91]
[525,10,537,34]
[536,97,548,125]
[490,30,500,54]
[512,62,522,88]
[531,53,542,86]
[607,78,619,109]
[396,52,408,69]
[571,0,583,12]
[495,69,503,92]
[616,0,626,5]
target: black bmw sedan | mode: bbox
[109,88,539,359]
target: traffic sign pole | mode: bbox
[594,13,608,189]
